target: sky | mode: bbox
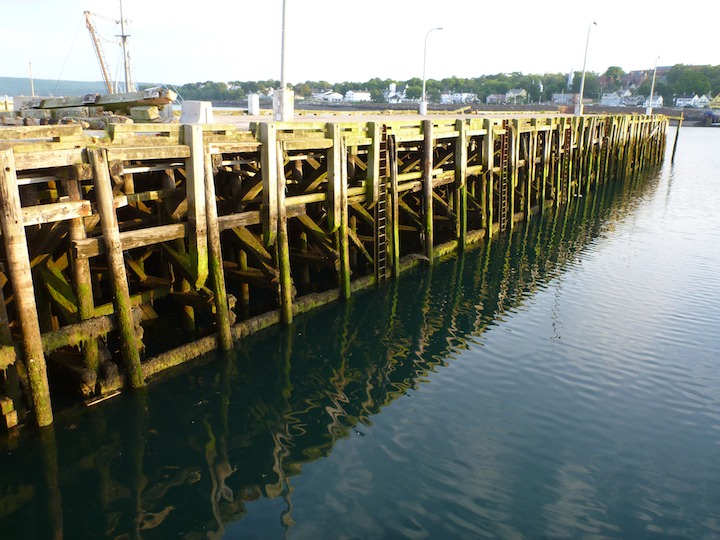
[1,0,718,87]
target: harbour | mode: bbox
[0,124,717,538]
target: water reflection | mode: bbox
[0,170,660,539]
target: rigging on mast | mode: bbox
[83,1,135,95]
[84,10,114,94]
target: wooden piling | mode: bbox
[64,177,99,374]
[671,115,683,164]
[483,119,494,236]
[0,149,53,427]
[422,120,435,262]
[183,125,209,289]
[89,147,144,389]
[388,134,401,277]
[276,142,293,324]
[455,119,468,247]
[204,144,233,350]
[327,124,351,299]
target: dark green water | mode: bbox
[1,127,719,539]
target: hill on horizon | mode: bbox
[0,76,166,98]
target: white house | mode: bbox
[442,92,477,104]
[622,95,645,107]
[312,90,343,102]
[344,90,372,102]
[601,92,621,106]
[643,95,663,108]
[385,83,407,104]
[552,93,575,105]
[675,94,699,108]
[486,93,505,105]
[505,88,527,103]
[698,94,711,108]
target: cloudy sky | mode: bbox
[1,0,717,86]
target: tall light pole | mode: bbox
[118,0,134,93]
[420,26,443,115]
[646,56,660,115]
[274,0,294,121]
[575,21,597,116]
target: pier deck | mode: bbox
[0,112,668,428]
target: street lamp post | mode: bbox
[646,56,660,115]
[274,0,294,121]
[420,27,443,115]
[575,21,597,116]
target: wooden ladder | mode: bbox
[499,121,510,233]
[375,129,390,283]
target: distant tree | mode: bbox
[405,85,422,100]
[540,73,568,101]
[603,66,625,91]
[571,72,600,99]
[428,89,441,102]
[371,89,385,103]
[666,65,712,95]
[293,83,312,97]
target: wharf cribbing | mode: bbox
[0,113,668,428]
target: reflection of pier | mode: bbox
[0,171,656,538]
[0,114,667,428]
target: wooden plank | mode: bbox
[106,146,190,161]
[217,210,262,231]
[21,200,92,226]
[74,223,188,258]
[0,124,83,142]
[13,148,85,171]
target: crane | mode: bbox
[84,10,114,94]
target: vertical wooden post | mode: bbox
[259,123,279,247]
[64,177,99,373]
[298,234,310,286]
[483,119,494,236]
[183,125,209,288]
[350,215,358,267]
[388,135,401,277]
[0,263,13,345]
[0,149,53,427]
[89,147,144,389]
[275,142,293,324]
[454,119,468,247]
[671,115,682,164]
[327,123,350,298]
[238,250,250,305]
[541,126,551,209]
[422,119,434,263]
[204,144,233,350]
[527,121,538,216]
[366,122,381,204]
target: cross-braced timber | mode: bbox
[0,113,669,428]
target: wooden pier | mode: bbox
[0,113,668,428]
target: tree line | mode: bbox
[174,64,720,105]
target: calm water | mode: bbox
[1,126,719,539]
